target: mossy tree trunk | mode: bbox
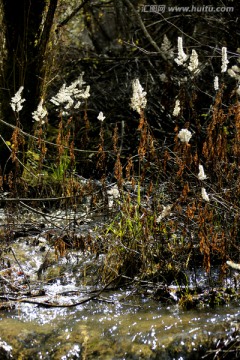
[0,0,58,173]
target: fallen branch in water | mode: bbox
[0,276,120,308]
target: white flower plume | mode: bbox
[161,35,174,59]
[228,65,240,81]
[214,76,219,91]
[130,79,147,114]
[188,49,199,73]
[198,165,207,180]
[201,187,210,202]
[32,99,48,124]
[173,99,181,117]
[10,86,25,112]
[237,85,240,96]
[156,204,173,223]
[97,111,105,122]
[221,47,229,73]
[177,128,192,143]
[107,184,120,208]
[175,37,188,66]
[50,73,90,111]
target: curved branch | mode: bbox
[122,0,168,61]
[57,0,90,30]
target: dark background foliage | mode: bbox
[48,0,239,176]
[0,0,239,177]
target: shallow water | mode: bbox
[0,289,240,359]
[0,213,239,359]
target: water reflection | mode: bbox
[0,298,240,359]
[0,220,240,358]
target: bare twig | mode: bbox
[0,276,121,308]
[122,0,168,61]
[10,247,31,293]
[0,119,101,153]
[0,134,38,179]
[57,0,90,30]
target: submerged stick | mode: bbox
[0,276,121,308]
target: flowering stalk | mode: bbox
[156,204,173,223]
[32,99,48,124]
[198,165,207,180]
[130,79,147,114]
[175,37,188,66]
[10,86,25,113]
[221,47,229,73]
[97,111,105,122]
[161,35,174,59]
[228,65,240,80]
[177,128,192,143]
[188,49,199,73]
[213,76,219,91]
[50,74,90,113]
[201,187,210,202]
[173,99,181,117]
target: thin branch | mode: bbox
[0,119,101,153]
[122,0,168,61]
[10,247,31,293]
[57,0,90,31]
[0,276,121,308]
[0,134,38,179]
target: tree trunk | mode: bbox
[0,0,58,174]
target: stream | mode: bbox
[1,293,240,359]
[0,210,239,359]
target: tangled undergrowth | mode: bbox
[1,41,240,296]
